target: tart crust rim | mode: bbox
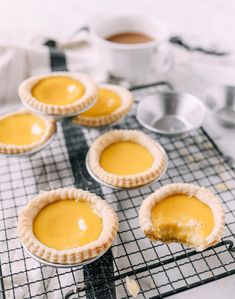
[72,84,133,127]
[0,109,56,154]
[18,188,119,264]
[88,129,167,188]
[18,72,98,116]
[139,183,225,251]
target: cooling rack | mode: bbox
[0,83,235,299]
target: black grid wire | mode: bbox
[0,84,235,299]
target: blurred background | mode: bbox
[0,0,234,49]
[0,0,234,156]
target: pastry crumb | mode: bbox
[215,183,229,191]
[186,155,194,162]
[39,190,47,194]
[179,148,188,155]
[125,276,140,297]
[203,142,213,150]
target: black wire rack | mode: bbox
[0,83,235,299]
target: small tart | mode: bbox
[0,109,56,154]
[139,183,225,251]
[19,72,98,116]
[73,84,133,127]
[88,130,167,188]
[18,188,119,264]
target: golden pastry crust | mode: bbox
[19,72,98,116]
[139,183,225,251]
[0,109,56,155]
[88,130,167,188]
[72,84,133,127]
[18,188,119,264]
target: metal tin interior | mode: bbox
[205,85,235,126]
[136,91,205,136]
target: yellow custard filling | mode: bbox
[33,200,103,250]
[32,76,85,105]
[0,113,46,146]
[100,141,154,175]
[81,88,121,117]
[150,194,214,246]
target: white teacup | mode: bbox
[90,14,172,83]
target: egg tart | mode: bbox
[139,183,225,251]
[88,130,167,188]
[73,84,133,127]
[0,109,56,155]
[18,188,119,264]
[19,72,98,116]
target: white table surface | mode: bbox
[0,0,234,298]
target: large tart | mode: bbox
[0,109,56,154]
[88,130,167,188]
[139,183,225,251]
[18,188,119,264]
[19,72,98,116]
[73,84,133,127]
